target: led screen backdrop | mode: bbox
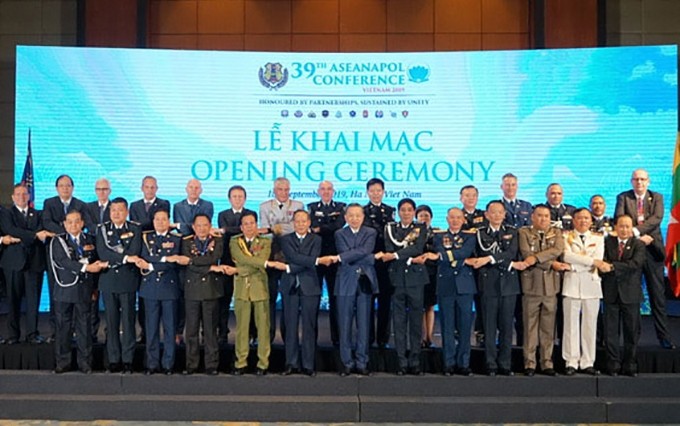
[15,45,677,229]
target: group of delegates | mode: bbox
[0,168,673,378]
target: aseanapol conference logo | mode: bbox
[259,62,289,90]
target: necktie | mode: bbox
[278,203,284,210]
[144,201,152,213]
[190,204,197,217]
[618,241,625,259]
[246,239,252,250]
[21,209,27,218]
[99,205,105,223]
[637,197,645,225]
[63,202,69,215]
[579,234,586,244]
[71,235,83,256]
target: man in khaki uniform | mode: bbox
[230,211,279,375]
[518,205,564,376]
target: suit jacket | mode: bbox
[462,208,486,231]
[173,198,214,235]
[0,205,46,272]
[434,229,476,296]
[182,235,224,301]
[96,221,142,293]
[260,198,304,236]
[384,222,429,287]
[139,231,181,300]
[601,236,646,304]
[280,232,322,296]
[334,226,379,296]
[308,200,346,255]
[615,189,665,255]
[562,230,604,299]
[518,226,564,296]
[363,202,395,252]
[230,234,271,302]
[84,200,111,234]
[475,225,521,297]
[546,203,576,231]
[500,198,533,228]
[42,196,88,234]
[48,232,96,303]
[129,198,171,231]
[217,207,256,266]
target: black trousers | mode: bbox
[392,285,424,369]
[54,301,92,370]
[642,253,671,341]
[185,298,219,371]
[604,299,640,373]
[4,269,43,340]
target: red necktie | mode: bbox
[637,197,645,225]
[618,241,625,260]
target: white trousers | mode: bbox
[562,296,600,369]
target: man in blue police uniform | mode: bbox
[1,184,51,345]
[362,177,395,348]
[173,178,214,236]
[544,183,576,231]
[96,197,143,374]
[466,201,527,376]
[216,185,256,343]
[42,174,89,342]
[307,180,346,346]
[434,208,477,376]
[137,210,188,375]
[49,210,106,374]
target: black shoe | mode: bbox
[136,333,146,344]
[542,368,557,377]
[27,335,46,345]
[144,368,157,376]
[378,342,389,349]
[5,338,18,345]
[457,367,473,377]
[396,368,406,376]
[232,368,245,376]
[53,366,68,374]
[0,336,4,345]
[339,367,352,377]
[524,368,535,377]
[256,368,267,376]
[410,367,424,376]
[581,367,599,376]
[302,368,316,377]
[45,336,56,344]
[122,363,133,374]
[606,369,618,377]
[183,369,196,375]
[281,365,297,376]
[498,369,514,376]
[107,363,122,374]
[487,369,497,377]
[80,367,92,375]
[355,367,371,376]
[163,369,174,376]
[443,367,454,376]
[205,368,218,376]
[564,367,576,376]
[660,339,676,350]
[622,369,638,377]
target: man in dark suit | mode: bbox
[42,174,89,341]
[544,183,576,231]
[181,214,227,375]
[434,207,477,376]
[466,201,527,376]
[335,203,378,376]
[615,169,675,349]
[362,178,395,348]
[173,178,214,236]
[48,210,106,374]
[136,209,188,375]
[129,176,171,231]
[381,198,429,375]
[1,184,51,344]
[307,180,346,346]
[129,176,171,344]
[84,177,112,343]
[96,197,143,374]
[599,214,646,376]
[279,210,325,376]
[216,185,256,343]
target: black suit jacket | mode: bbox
[384,222,429,287]
[85,201,110,233]
[42,196,88,234]
[129,198,171,231]
[615,189,664,247]
[475,225,521,297]
[95,221,142,293]
[0,206,46,272]
[308,200,346,255]
[280,232,322,296]
[49,232,97,303]
[601,236,646,304]
[182,235,224,301]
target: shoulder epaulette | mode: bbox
[183,235,193,240]
[462,229,477,234]
[129,220,141,226]
[142,230,154,234]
